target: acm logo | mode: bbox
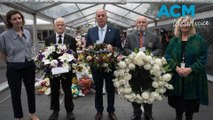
[157,4,195,18]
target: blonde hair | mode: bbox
[174,15,196,38]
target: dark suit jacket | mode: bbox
[124,30,162,56]
[44,33,77,58]
[86,26,122,49]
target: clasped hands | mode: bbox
[176,66,192,77]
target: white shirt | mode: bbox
[97,25,107,44]
[56,33,65,44]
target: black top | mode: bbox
[181,41,187,62]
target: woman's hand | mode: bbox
[176,66,192,77]
[182,68,192,77]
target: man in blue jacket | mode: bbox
[86,9,122,120]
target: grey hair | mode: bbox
[54,17,65,24]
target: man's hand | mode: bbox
[107,44,113,52]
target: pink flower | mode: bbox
[117,55,123,62]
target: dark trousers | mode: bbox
[50,73,74,113]
[130,67,153,117]
[6,65,36,118]
[132,102,152,117]
[91,68,115,112]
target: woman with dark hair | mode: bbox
[0,10,39,120]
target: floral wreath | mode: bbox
[83,43,118,72]
[35,44,76,78]
[113,51,174,104]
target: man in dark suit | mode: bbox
[86,9,122,120]
[45,18,76,120]
[124,16,162,120]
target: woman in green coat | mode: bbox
[165,15,208,120]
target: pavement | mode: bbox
[0,80,213,120]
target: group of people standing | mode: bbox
[0,8,209,120]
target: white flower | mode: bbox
[59,53,75,62]
[154,58,162,66]
[118,61,127,69]
[150,69,155,75]
[156,88,166,94]
[161,57,167,65]
[144,64,151,70]
[43,59,51,65]
[128,53,135,60]
[142,92,150,99]
[144,55,152,63]
[128,63,135,70]
[152,65,160,71]
[107,53,112,57]
[162,73,172,82]
[152,81,159,88]
[158,81,165,86]
[114,71,119,77]
[165,84,174,90]
[124,87,132,94]
[125,58,132,64]
[147,98,154,104]
[86,56,92,61]
[103,63,108,67]
[46,46,55,52]
[113,81,120,87]
[156,95,163,101]
[123,73,132,81]
[118,69,125,76]
[50,59,58,67]
[150,92,160,99]
[136,94,142,100]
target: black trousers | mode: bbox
[50,73,74,113]
[91,68,115,112]
[6,65,36,118]
[130,67,153,117]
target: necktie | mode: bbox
[58,35,62,44]
[140,32,143,48]
[100,28,104,41]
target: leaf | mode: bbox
[134,48,139,53]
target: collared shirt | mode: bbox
[138,31,146,48]
[0,28,33,63]
[97,25,107,44]
[56,33,65,44]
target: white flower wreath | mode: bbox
[113,51,174,104]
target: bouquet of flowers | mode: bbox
[83,43,119,72]
[75,35,86,51]
[35,44,76,78]
[113,50,173,104]
[35,77,51,95]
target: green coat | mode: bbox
[165,34,208,105]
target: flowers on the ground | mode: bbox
[35,77,51,95]
[113,51,173,104]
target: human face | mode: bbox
[136,16,147,32]
[54,20,66,34]
[10,13,23,28]
[179,18,191,33]
[96,10,107,28]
